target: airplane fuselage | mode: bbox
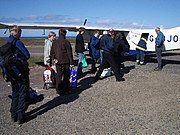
[1,22,180,53]
[127,28,180,52]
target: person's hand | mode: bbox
[70,65,74,68]
[46,59,51,63]
[47,63,50,66]
[53,59,58,64]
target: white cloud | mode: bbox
[0,15,82,25]
[0,15,154,29]
[95,19,143,28]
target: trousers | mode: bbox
[96,51,122,80]
[10,76,29,121]
[155,47,162,68]
[136,49,145,64]
[77,53,84,75]
[56,64,70,94]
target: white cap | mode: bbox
[103,31,108,35]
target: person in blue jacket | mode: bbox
[136,35,148,65]
[95,29,125,82]
[7,26,30,124]
[154,27,165,71]
[89,30,100,72]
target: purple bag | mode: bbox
[70,68,78,89]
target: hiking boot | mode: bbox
[154,67,162,71]
[94,75,103,81]
[140,63,145,65]
[60,90,75,96]
[17,118,27,125]
[11,117,17,122]
[116,78,125,82]
[56,90,61,95]
[94,75,99,81]
[17,120,24,125]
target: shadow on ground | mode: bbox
[25,54,142,123]
[25,75,97,123]
[26,93,79,122]
[35,62,46,67]
[123,51,180,68]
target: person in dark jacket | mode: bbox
[75,27,85,76]
[95,29,125,82]
[99,31,108,64]
[89,30,100,72]
[136,36,147,65]
[51,28,74,95]
[113,32,126,74]
[7,26,30,124]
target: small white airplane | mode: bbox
[0,21,180,55]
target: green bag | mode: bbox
[82,55,87,68]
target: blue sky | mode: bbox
[0,0,180,37]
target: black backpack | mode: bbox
[0,40,27,81]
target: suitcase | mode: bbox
[43,66,55,89]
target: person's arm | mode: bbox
[91,36,100,48]
[50,42,56,61]
[76,34,82,45]
[156,32,165,47]
[108,37,114,51]
[80,35,85,52]
[44,40,51,64]
[15,40,30,60]
[66,41,74,65]
[155,33,161,46]
[75,34,83,52]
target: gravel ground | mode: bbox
[0,51,180,135]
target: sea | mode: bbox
[1,36,76,39]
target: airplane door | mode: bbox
[129,30,142,45]
[141,33,149,39]
[126,30,142,50]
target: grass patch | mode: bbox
[28,56,44,67]
[0,37,75,47]
[0,38,45,47]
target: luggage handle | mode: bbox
[70,66,76,71]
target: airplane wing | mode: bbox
[1,22,180,53]
[0,22,8,29]
[0,22,131,51]
[0,22,129,32]
[0,22,79,31]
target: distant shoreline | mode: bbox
[0,36,76,47]
[0,36,76,39]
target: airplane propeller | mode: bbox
[83,19,87,26]
[4,29,8,34]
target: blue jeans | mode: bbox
[77,53,84,75]
[100,49,104,64]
